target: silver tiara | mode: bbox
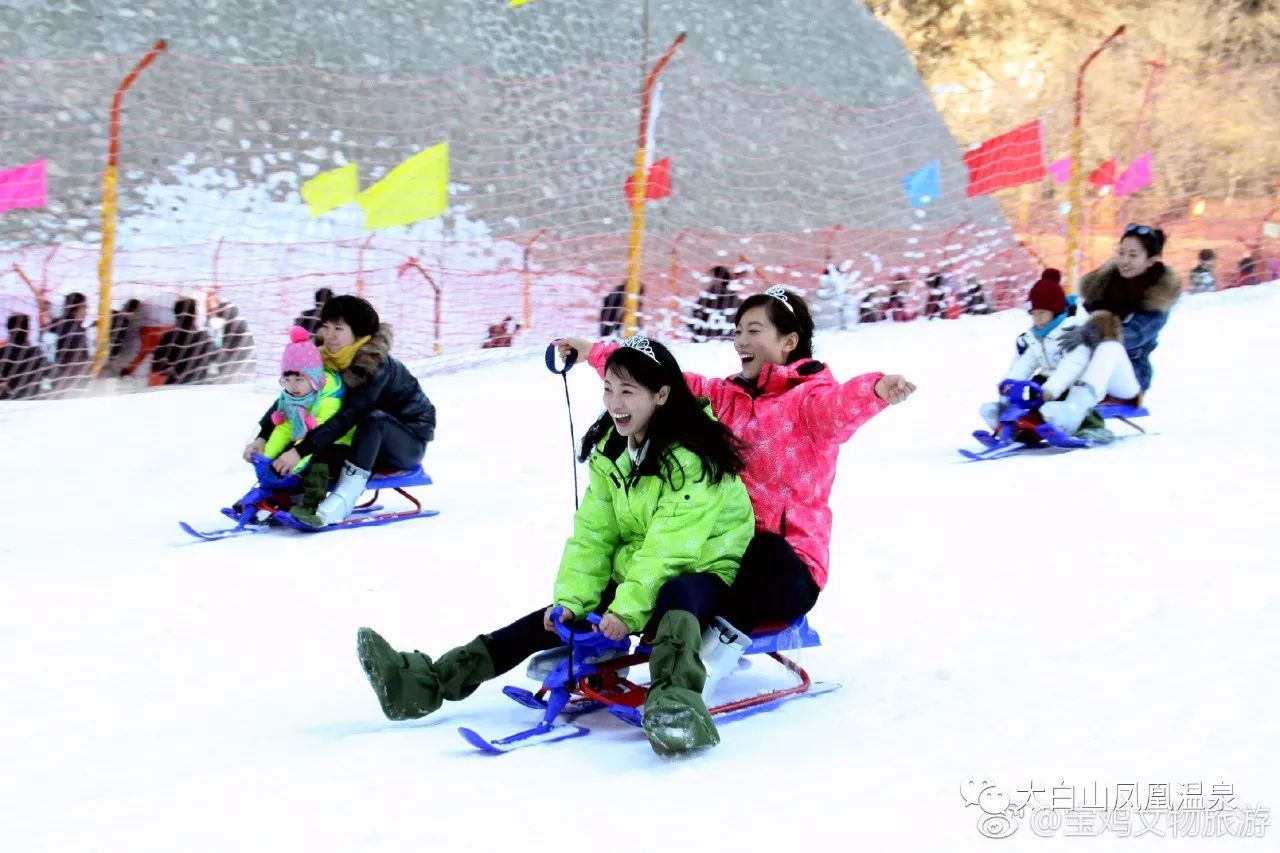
[765,285,795,312]
[622,333,660,363]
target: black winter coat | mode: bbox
[153,320,215,385]
[0,342,46,399]
[259,326,436,457]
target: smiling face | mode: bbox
[734,305,798,381]
[1116,236,1157,279]
[280,373,314,398]
[602,365,669,447]
[319,318,355,353]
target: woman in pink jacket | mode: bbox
[557,286,915,634]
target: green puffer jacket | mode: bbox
[553,434,755,633]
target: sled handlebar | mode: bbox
[1000,379,1045,408]
[550,606,615,646]
[550,604,629,655]
[250,452,302,488]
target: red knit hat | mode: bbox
[1027,268,1067,315]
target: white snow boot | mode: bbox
[699,616,752,702]
[1040,383,1098,436]
[978,402,1002,430]
[299,460,371,527]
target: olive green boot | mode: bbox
[642,610,720,756]
[295,462,331,515]
[356,627,495,721]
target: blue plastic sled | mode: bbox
[960,380,1149,461]
[458,609,838,754]
[179,453,438,540]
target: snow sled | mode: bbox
[959,379,1149,462]
[178,453,438,540]
[458,608,838,754]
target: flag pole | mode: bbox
[95,40,167,376]
[1065,26,1123,295]
[622,32,685,338]
[522,228,547,330]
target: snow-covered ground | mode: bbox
[2,286,1277,852]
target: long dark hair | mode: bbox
[579,338,746,486]
[6,313,30,347]
[733,288,816,363]
[173,297,199,332]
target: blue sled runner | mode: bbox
[179,453,438,540]
[458,609,838,754]
[959,380,1150,462]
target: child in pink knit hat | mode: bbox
[272,325,329,443]
[243,326,350,509]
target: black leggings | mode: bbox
[719,532,820,631]
[314,410,427,473]
[482,573,729,677]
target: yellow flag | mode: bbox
[510,0,533,6]
[358,142,449,229]
[301,163,359,217]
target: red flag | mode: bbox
[962,120,1046,197]
[1089,159,1117,190]
[624,156,672,201]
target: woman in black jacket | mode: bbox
[252,295,436,527]
[151,297,215,386]
[49,292,92,396]
[0,314,47,400]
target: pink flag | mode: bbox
[1047,157,1072,184]
[0,159,47,213]
[1115,152,1153,197]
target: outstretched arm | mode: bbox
[555,336,738,409]
[801,372,914,444]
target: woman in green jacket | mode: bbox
[356,335,755,755]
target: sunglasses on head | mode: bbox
[1124,222,1154,236]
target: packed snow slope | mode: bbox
[2,285,1277,852]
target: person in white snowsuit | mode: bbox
[980,269,1088,430]
[983,267,1149,439]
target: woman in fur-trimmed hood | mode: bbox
[258,294,437,527]
[1078,223,1181,391]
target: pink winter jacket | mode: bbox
[590,343,886,588]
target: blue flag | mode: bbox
[902,160,941,208]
